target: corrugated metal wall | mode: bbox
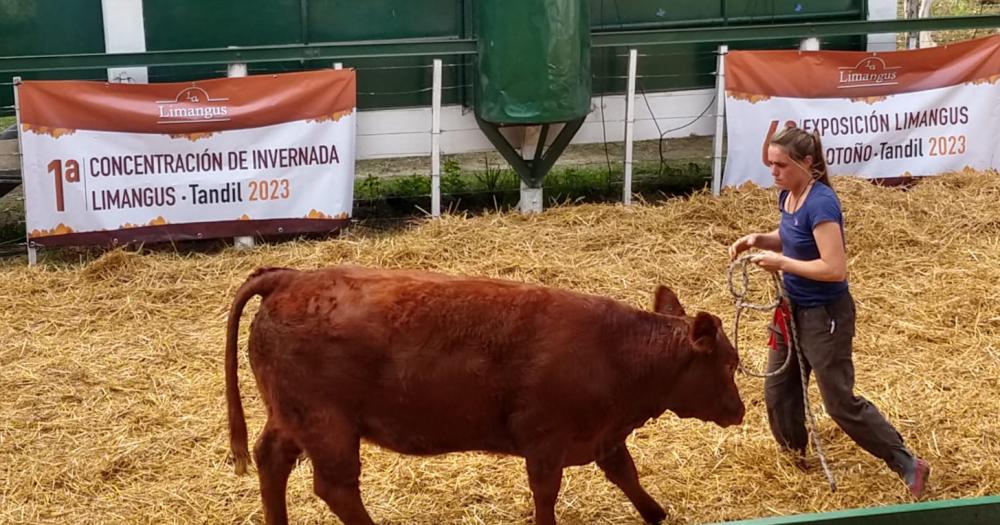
[1,1,867,114]
[0,0,106,104]
[141,0,470,109]
[590,0,866,94]
[0,0,105,56]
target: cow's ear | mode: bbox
[689,312,719,351]
[653,285,686,317]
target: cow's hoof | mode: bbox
[641,505,667,524]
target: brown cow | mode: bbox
[226,265,744,525]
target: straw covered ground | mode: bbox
[1,171,998,524]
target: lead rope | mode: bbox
[727,254,837,492]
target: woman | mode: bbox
[728,125,930,498]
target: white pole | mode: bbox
[917,0,937,49]
[431,58,442,217]
[866,0,898,52]
[711,45,728,196]
[623,49,637,206]
[13,77,36,265]
[519,127,544,214]
[226,61,247,78]
[906,0,920,49]
[227,54,254,249]
[101,0,149,83]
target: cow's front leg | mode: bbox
[525,456,564,525]
[596,443,667,524]
[254,422,302,525]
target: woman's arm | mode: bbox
[729,228,781,260]
[752,222,847,282]
[752,229,782,252]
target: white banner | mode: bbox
[17,70,356,245]
[723,36,1000,188]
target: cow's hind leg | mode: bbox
[307,432,376,525]
[596,443,666,524]
[254,422,302,525]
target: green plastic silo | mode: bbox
[476,0,591,124]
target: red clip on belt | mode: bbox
[768,301,792,352]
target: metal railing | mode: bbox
[2,16,999,74]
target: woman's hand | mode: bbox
[729,233,759,260]
[750,251,785,273]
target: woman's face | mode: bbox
[766,145,811,190]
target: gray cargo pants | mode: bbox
[764,290,915,477]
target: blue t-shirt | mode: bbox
[778,183,849,307]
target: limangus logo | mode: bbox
[156,86,231,124]
[837,57,901,89]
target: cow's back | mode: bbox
[247,266,636,457]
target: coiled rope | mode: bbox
[727,254,837,492]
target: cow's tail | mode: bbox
[226,266,295,475]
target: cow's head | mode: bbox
[653,285,745,427]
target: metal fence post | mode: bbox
[623,49,638,206]
[711,45,728,196]
[227,51,254,249]
[431,58,442,217]
[12,76,35,265]
[800,37,821,51]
